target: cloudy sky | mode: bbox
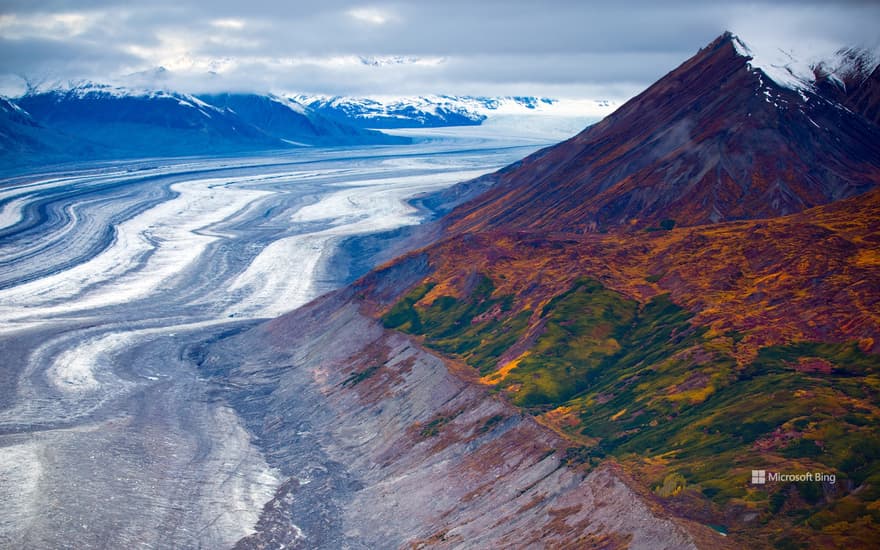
[1,1,878,99]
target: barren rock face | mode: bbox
[201,291,699,549]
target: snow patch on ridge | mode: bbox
[815,47,880,92]
[267,94,307,114]
[732,33,880,92]
[731,35,814,90]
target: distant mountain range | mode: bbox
[0,86,607,168]
[211,32,880,548]
[1,85,413,167]
[291,95,569,128]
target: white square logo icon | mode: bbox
[751,470,766,484]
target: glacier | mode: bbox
[0,130,557,549]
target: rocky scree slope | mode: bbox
[197,282,707,549]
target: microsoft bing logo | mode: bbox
[749,469,836,484]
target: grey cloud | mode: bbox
[438,52,686,86]
[1,1,878,98]
[0,36,140,76]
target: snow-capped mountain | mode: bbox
[813,47,880,125]
[814,47,879,91]
[1,81,620,167]
[0,96,49,156]
[291,94,614,129]
[445,32,880,233]
[15,83,283,159]
[3,83,409,166]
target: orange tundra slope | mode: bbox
[365,183,880,548]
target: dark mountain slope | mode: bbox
[0,97,105,165]
[847,65,880,125]
[850,67,880,125]
[355,33,880,548]
[16,86,283,157]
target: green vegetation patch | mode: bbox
[500,279,715,413]
[382,274,531,374]
[382,282,435,332]
[501,278,639,406]
[565,331,880,542]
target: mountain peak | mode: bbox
[444,33,880,234]
[676,30,750,69]
[687,32,813,91]
[703,30,745,52]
